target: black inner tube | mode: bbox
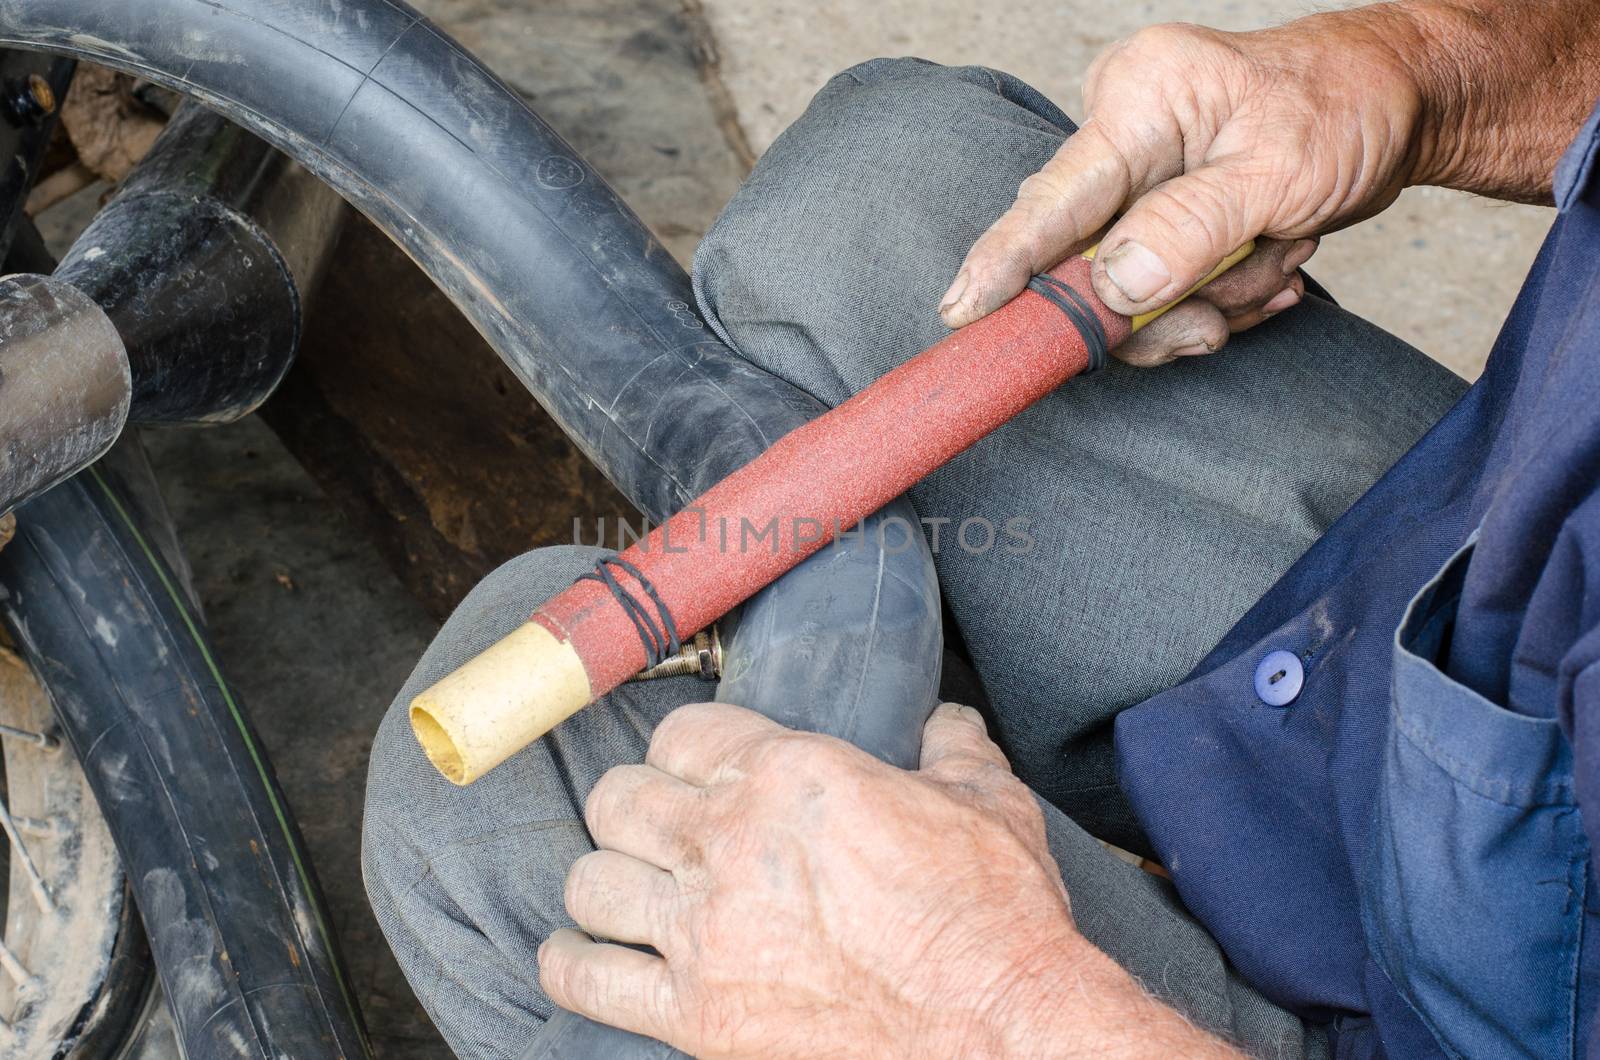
[0,1,945,1055]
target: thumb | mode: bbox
[1092,161,1263,316]
[919,702,1011,776]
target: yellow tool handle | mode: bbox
[1082,241,1256,331]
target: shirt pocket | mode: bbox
[1362,537,1588,1059]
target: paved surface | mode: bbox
[27,2,1561,1057]
[701,0,1555,378]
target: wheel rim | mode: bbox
[0,639,144,1057]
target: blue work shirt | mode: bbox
[1116,101,1600,1059]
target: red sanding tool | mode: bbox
[411,243,1254,783]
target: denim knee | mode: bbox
[828,56,1073,128]
[361,546,627,1050]
[361,545,611,902]
[692,58,1074,407]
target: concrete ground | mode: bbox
[30,1,1559,1057]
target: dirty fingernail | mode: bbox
[939,270,970,316]
[1282,239,1317,275]
[1171,342,1214,358]
[1264,286,1301,314]
[1102,241,1171,303]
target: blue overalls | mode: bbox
[1116,100,1600,1059]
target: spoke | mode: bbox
[0,936,35,988]
[9,816,59,839]
[0,723,56,751]
[0,799,50,914]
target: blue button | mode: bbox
[1253,650,1303,707]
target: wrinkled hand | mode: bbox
[940,12,1430,365]
[540,702,1226,1057]
[539,703,1073,1056]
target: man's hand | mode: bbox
[939,12,1425,363]
[940,1,1600,366]
[539,702,1237,1058]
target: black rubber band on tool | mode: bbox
[576,554,683,667]
[1027,273,1109,373]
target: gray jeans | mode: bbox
[362,58,1466,1059]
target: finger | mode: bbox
[1121,244,1312,365]
[1186,237,1316,317]
[1092,160,1267,317]
[565,849,679,949]
[940,122,1131,329]
[539,928,677,1041]
[646,701,783,787]
[1222,270,1306,332]
[585,763,702,870]
[1114,299,1229,368]
[919,703,1012,782]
